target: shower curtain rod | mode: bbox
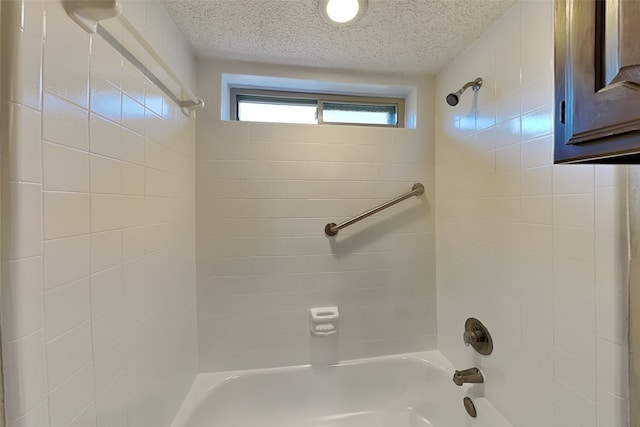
[65,0,204,115]
[324,183,425,237]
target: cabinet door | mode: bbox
[555,0,640,163]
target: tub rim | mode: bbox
[170,350,455,427]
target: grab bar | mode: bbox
[324,183,425,237]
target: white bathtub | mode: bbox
[171,351,513,427]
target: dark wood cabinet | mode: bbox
[555,0,640,163]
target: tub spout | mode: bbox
[452,367,483,386]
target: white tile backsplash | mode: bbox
[436,1,629,426]
[2,1,197,426]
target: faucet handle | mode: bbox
[463,329,485,346]
[463,318,493,355]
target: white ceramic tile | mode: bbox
[90,114,122,159]
[44,278,91,340]
[122,128,146,165]
[554,288,596,331]
[42,93,89,150]
[122,227,146,261]
[122,163,145,195]
[43,0,91,64]
[521,166,552,196]
[520,107,552,141]
[495,144,520,172]
[553,194,594,228]
[553,256,595,297]
[554,349,596,401]
[93,338,128,395]
[596,288,627,345]
[43,42,89,109]
[596,338,628,398]
[11,399,50,427]
[122,61,146,105]
[520,76,552,115]
[553,165,595,195]
[42,142,90,192]
[4,24,42,109]
[95,372,128,427]
[46,322,93,390]
[520,0,553,85]
[91,266,124,316]
[520,195,552,225]
[5,257,44,340]
[90,231,122,274]
[43,191,90,239]
[496,89,521,124]
[554,318,596,366]
[68,402,96,427]
[434,2,627,425]
[4,0,43,35]
[90,154,122,194]
[553,379,597,427]
[43,235,90,290]
[5,2,198,427]
[91,36,123,89]
[4,331,48,420]
[7,182,42,259]
[144,82,164,116]
[595,236,626,293]
[553,226,595,262]
[122,94,146,135]
[123,196,146,228]
[92,304,126,356]
[597,388,629,427]
[91,195,123,233]
[554,410,581,427]
[48,362,94,427]
[90,76,122,123]
[7,102,42,183]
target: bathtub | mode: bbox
[171,351,513,427]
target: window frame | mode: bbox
[230,88,405,128]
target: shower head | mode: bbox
[446,78,483,106]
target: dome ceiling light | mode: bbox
[319,0,368,26]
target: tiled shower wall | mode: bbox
[436,1,628,427]
[1,1,197,426]
[196,59,436,371]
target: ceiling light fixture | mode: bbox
[319,0,368,26]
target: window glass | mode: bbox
[232,89,404,128]
[323,102,397,126]
[238,100,317,124]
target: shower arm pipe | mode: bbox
[324,183,424,237]
[64,0,204,113]
[459,80,479,92]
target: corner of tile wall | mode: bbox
[436,1,629,426]
[1,0,197,426]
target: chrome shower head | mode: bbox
[446,92,461,106]
[446,78,483,106]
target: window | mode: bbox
[231,89,404,128]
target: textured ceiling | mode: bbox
[162,0,516,75]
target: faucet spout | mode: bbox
[452,367,484,386]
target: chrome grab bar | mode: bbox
[324,183,425,237]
